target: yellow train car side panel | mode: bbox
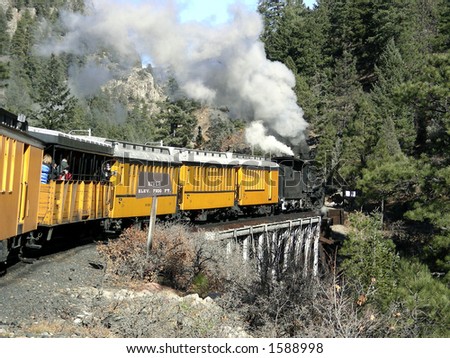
[84,182,93,220]
[96,182,113,222]
[38,182,55,225]
[84,182,111,221]
[238,167,279,206]
[0,136,22,240]
[178,165,236,210]
[110,162,179,218]
[111,195,177,217]
[20,145,42,233]
[38,181,113,226]
[0,128,43,245]
[0,134,42,240]
[180,191,235,210]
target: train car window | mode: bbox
[46,148,112,182]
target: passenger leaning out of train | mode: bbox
[102,162,112,182]
[58,167,73,181]
[57,158,69,174]
[49,162,58,180]
[40,154,52,184]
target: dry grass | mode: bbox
[97,223,229,294]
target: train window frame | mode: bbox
[47,145,112,183]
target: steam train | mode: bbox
[0,108,323,265]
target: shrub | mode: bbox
[97,226,151,281]
[97,223,231,293]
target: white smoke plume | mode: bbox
[38,0,307,154]
[246,121,294,156]
[68,57,114,97]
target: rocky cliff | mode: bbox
[102,67,165,113]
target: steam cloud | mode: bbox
[246,121,294,156]
[38,0,307,155]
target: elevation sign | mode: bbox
[136,172,172,198]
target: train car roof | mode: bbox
[28,127,114,156]
[232,152,279,169]
[26,125,277,167]
[108,140,180,164]
[0,109,43,148]
[171,147,279,169]
[0,124,44,149]
[0,108,27,130]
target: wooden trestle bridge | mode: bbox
[205,215,322,280]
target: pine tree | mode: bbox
[340,212,399,309]
[6,8,39,111]
[84,91,124,138]
[154,99,198,148]
[259,0,328,78]
[391,50,450,282]
[341,212,450,336]
[357,118,417,217]
[258,0,289,61]
[205,113,236,151]
[5,61,34,115]
[0,9,8,90]
[396,53,450,157]
[122,101,157,144]
[371,39,415,154]
[315,50,367,185]
[436,0,450,51]
[10,9,34,59]
[321,0,411,88]
[0,7,10,55]
[395,259,450,337]
[33,54,78,130]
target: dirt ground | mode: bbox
[0,242,248,338]
[0,243,107,337]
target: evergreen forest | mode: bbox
[0,0,448,337]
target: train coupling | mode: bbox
[25,241,42,250]
[25,232,44,250]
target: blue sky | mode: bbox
[177,0,317,24]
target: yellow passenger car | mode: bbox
[0,109,43,262]
[175,149,236,211]
[235,155,279,208]
[28,127,115,238]
[108,141,180,219]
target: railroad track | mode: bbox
[193,211,321,232]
